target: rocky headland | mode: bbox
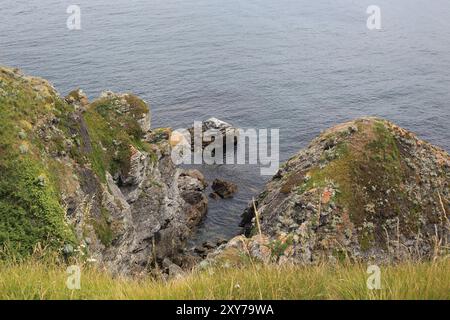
[208,118,449,266]
[0,67,448,278]
[0,66,207,276]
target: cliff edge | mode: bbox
[0,66,207,276]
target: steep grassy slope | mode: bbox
[0,68,76,256]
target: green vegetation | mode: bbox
[2,69,447,301]
[84,95,151,181]
[90,207,114,247]
[0,69,151,257]
[0,256,448,299]
[267,237,293,260]
[293,120,408,228]
[0,69,75,257]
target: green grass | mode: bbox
[83,95,152,181]
[0,257,448,300]
[0,68,76,257]
[90,207,114,247]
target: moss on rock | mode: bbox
[0,67,76,256]
[0,67,155,258]
[242,117,449,263]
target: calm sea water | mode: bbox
[1,0,449,243]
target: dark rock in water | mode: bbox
[209,192,221,200]
[208,117,449,266]
[201,118,239,138]
[202,241,217,249]
[194,246,207,256]
[216,238,228,246]
[211,179,238,199]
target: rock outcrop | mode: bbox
[65,88,89,110]
[188,117,239,149]
[208,118,449,266]
[210,179,238,199]
[0,66,207,276]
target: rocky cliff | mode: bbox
[209,118,449,266]
[0,67,207,276]
[2,67,449,276]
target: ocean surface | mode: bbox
[1,0,449,244]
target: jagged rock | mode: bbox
[208,118,449,267]
[162,258,185,279]
[202,241,216,249]
[201,118,239,137]
[145,127,172,144]
[178,169,208,227]
[237,117,449,264]
[119,145,148,186]
[177,170,207,194]
[65,89,89,109]
[192,238,235,261]
[211,179,238,199]
[0,66,207,276]
[217,238,228,246]
[117,145,150,203]
[188,117,239,149]
[179,169,207,190]
[194,247,207,256]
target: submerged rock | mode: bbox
[211,179,238,199]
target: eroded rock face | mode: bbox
[178,169,209,227]
[68,100,208,276]
[99,143,208,276]
[209,118,449,267]
[117,145,150,203]
[0,66,207,276]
